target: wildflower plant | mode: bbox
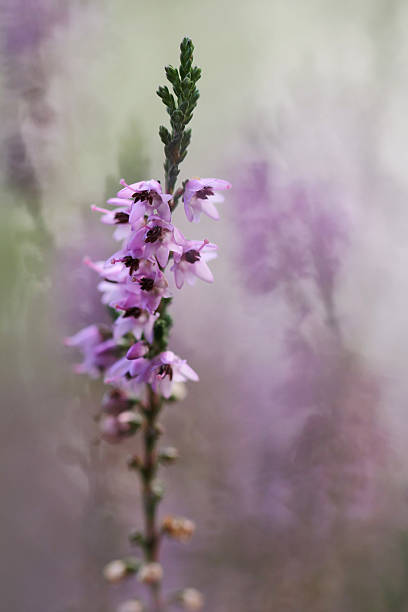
[66,38,231,611]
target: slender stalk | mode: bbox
[140,386,164,611]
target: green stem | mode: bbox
[141,386,164,611]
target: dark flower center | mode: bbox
[132,190,154,205]
[123,307,142,319]
[195,186,214,200]
[114,211,129,224]
[183,249,201,264]
[139,277,154,291]
[122,256,140,276]
[145,225,164,243]
[157,364,173,380]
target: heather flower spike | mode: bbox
[66,37,229,611]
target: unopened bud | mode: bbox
[128,530,144,546]
[180,588,204,611]
[162,516,195,542]
[118,599,143,612]
[151,480,164,501]
[154,422,165,437]
[103,559,127,583]
[117,411,143,434]
[117,600,143,612]
[127,454,143,470]
[100,416,121,444]
[137,562,163,584]
[159,446,179,465]
[102,388,131,415]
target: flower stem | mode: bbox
[141,386,164,611]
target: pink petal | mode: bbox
[107,197,131,206]
[184,202,194,222]
[201,178,231,191]
[194,260,214,283]
[180,362,199,381]
[201,200,220,220]
[174,266,185,289]
[156,244,169,268]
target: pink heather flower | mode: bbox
[149,351,199,398]
[86,258,169,316]
[123,342,152,380]
[112,350,198,398]
[111,179,172,224]
[97,275,134,309]
[98,260,171,314]
[113,309,159,343]
[83,258,133,307]
[183,177,231,223]
[90,204,132,242]
[127,216,183,268]
[91,204,131,227]
[84,256,129,287]
[104,342,148,384]
[64,324,117,378]
[123,261,171,314]
[171,234,217,289]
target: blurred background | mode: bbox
[2,1,408,610]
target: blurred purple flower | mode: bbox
[64,324,117,378]
[231,156,388,539]
[233,161,347,330]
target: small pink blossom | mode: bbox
[183,177,231,223]
[112,179,172,223]
[104,342,148,384]
[64,324,117,378]
[126,215,182,268]
[113,309,158,343]
[171,234,217,289]
[125,350,199,398]
[90,204,132,241]
[149,351,199,398]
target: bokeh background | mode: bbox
[2,1,408,610]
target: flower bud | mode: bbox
[103,559,127,583]
[162,516,195,542]
[117,411,143,434]
[117,601,143,612]
[154,422,165,437]
[102,388,131,415]
[151,480,164,501]
[100,415,121,444]
[127,454,143,470]
[137,562,163,584]
[128,530,144,546]
[180,588,204,611]
[159,446,179,465]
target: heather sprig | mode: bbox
[157,37,201,195]
[66,38,230,612]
